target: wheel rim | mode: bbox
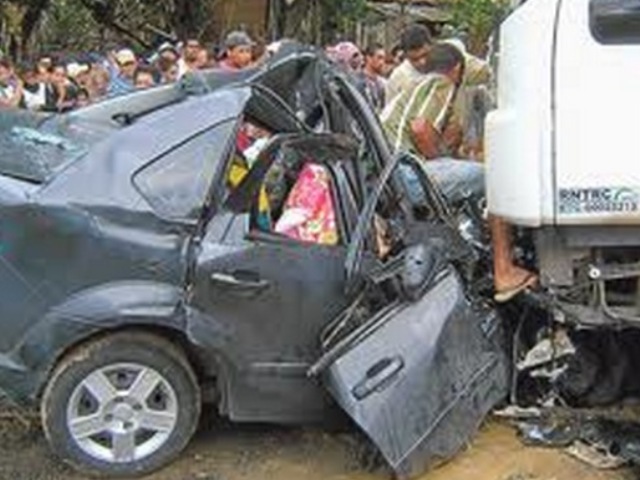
[66,362,179,464]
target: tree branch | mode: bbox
[18,0,51,57]
[79,0,151,48]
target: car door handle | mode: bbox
[210,272,270,290]
[352,356,405,401]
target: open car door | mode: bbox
[310,155,509,478]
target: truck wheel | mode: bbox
[41,331,201,478]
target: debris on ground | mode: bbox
[516,415,640,470]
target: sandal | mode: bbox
[494,273,538,303]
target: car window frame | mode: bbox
[131,117,239,224]
[243,161,350,249]
[218,131,359,249]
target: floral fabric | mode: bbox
[275,162,338,246]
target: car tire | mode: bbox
[41,330,201,478]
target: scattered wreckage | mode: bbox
[0,37,638,480]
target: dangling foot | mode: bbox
[494,266,538,303]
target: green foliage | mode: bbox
[444,0,510,54]
[38,0,99,52]
[328,0,368,20]
[1,0,208,58]
[320,0,368,42]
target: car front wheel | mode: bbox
[41,331,201,478]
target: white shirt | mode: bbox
[177,58,191,79]
[0,83,16,100]
[22,83,47,110]
[385,60,423,107]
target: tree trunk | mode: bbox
[19,0,50,59]
[80,0,151,48]
[172,0,201,40]
[268,0,287,41]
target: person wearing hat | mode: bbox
[66,62,90,83]
[106,48,137,97]
[219,31,255,71]
[151,42,180,84]
[158,42,179,65]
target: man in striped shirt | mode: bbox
[382,44,482,202]
[382,62,458,157]
[382,43,537,302]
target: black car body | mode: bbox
[0,46,508,478]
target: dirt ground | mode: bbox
[0,407,634,480]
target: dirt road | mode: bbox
[0,407,634,480]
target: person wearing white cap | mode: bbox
[219,31,255,71]
[66,62,91,90]
[106,48,137,97]
[157,42,179,65]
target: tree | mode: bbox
[319,0,368,44]
[20,0,50,57]
[78,0,151,48]
[444,0,510,55]
[2,0,224,59]
[37,0,99,53]
[1,0,50,59]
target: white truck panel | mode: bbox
[488,0,640,227]
[485,0,557,226]
[555,0,640,225]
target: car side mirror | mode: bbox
[590,0,640,44]
[401,243,447,301]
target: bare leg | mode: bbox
[490,215,537,301]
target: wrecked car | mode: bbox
[0,46,507,478]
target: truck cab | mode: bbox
[487,0,640,326]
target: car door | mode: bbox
[187,135,360,422]
[311,155,509,478]
[317,268,507,478]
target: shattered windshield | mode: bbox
[0,110,106,184]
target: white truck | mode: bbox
[487,0,640,327]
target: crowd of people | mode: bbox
[0,26,471,123]
[0,29,259,112]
